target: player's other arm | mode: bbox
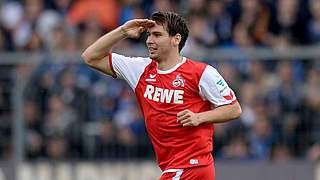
[81,19,155,76]
[177,65,241,127]
[177,102,242,126]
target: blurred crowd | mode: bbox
[0,0,320,163]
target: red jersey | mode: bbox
[109,53,237,171]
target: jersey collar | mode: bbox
[157,57,186,74]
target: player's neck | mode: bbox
[156,53,182,71]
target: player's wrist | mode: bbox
[197,112,211,125]
[118,26,128,38]
[196,113,205,125]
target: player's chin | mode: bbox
[149,53,159,60]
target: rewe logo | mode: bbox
[143,85,184,104]
[216,79,225,86]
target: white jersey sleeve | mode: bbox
[199,65,237,106]
[110,53,152,90]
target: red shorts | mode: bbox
[159,163,215,180]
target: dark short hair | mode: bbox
[151,11,189,52]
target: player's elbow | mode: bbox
[231,102,242,120]
[81,47,99,66]
[81,50,92,65]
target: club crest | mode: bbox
[172,74,185,87]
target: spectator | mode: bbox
[207,0,233,45]
[180,0,206,15]
[120,0,147,25]
[53,0,73,17]
[0,87,5,116]
[0,27,12,51]
[43,94,77,137]
[23,30,43,51]
[249,109,274,160]
[97,119,117,158]
[267,0,306,45]
[302,67,320,145]
[46,136,68,159]
[303,65,320,113]
[277,113,301,155]
[151,0,176,13]
[307,0,320,44]
[268,61,302,113]
[247,60,276,96]
[59,68,91,122]
[182,13,214,57]
[307,143,320,163]
[67,0,120,31]
[238,0,271,45]
[238,81,258,127]
[221,136,252,160]
[270,143,294,162]
[24,100,44,159]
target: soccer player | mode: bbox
[82,11,242,180]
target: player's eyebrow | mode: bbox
[147,30,162,35]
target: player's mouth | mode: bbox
[148,47,157,54]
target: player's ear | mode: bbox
[172,33,181,47]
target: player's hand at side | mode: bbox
[120,19,155,39]
[177,110,202,127]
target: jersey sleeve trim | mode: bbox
[230,99,237,105]
[108,53,117,78]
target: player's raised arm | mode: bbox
[81,19,155,76]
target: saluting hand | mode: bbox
[120,19,156,39]
[177,110,202,127]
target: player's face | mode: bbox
[146,23,174,60]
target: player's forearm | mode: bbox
[81,27,127,63]
[198,102,242,124]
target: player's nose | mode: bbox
[146,35,154,45]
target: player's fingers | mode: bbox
[136,19,149,23]
[134,19,149,27]
[177,114,191,123]
[177,110,189,117]
[177,115,189,123]
[140,19,155,24]
[133,19,145,26]
[182,113,191,120]
[184,120,198,127]
[137,19,155,26]
[180,119,191,125]
[145,20,156,27]
[182,122,192,127]
[142,23,155,29]
[138,27,145,33]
